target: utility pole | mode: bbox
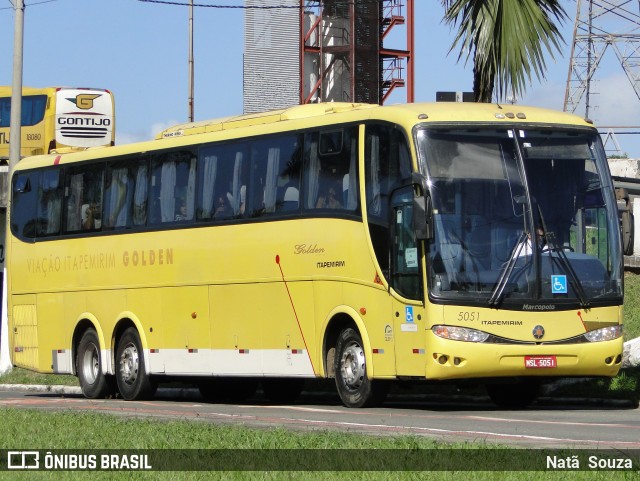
[1,0,25,375]
[9,0,25,173]
[188,0,194,122]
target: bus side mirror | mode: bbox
[411,173,433,240]
[414,194,434,240]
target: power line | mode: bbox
[136,0,376,8]
[1,0,61,11]
[137,0,302,7]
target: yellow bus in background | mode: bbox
[6,102,624,408]
[0,86,114,159]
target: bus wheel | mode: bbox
[115,327,156,401]
[262,378,305,404]
[335,328,388,408]
[486,379,540,409]
[76,329,114,399]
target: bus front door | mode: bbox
[390,186,427,377]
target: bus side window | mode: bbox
[11,172,39,239]
[197,143,246,222]
[37,169,63,237]
[0,95,47,128]
[104,166,129,228]
[64,165,104,233]
[150,150,196,224]
[197,149,218,221]
[304,127,358,212]
[104,159,148,229]
[0,97,10,128]
[246,134,301,218]
[246,145,265,218]
[132,161,149,226]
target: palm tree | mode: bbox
[442,0,567,102]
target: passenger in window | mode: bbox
[82,203,99,230]
[214,195,233,220]
[316,181,342,209]
[175,200,188,221]
[519,226,547,257]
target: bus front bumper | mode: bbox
[424,332,624,380]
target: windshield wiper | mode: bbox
[543,231,590,309]
[488,232,528,307]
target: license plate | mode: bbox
[524,355,557,368]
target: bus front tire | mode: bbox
[334,327,388,408]
[115,327,156,401]
[76,329,114,399]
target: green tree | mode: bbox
[442,0,567,102]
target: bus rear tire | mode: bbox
[334,327,388,408]
[115,327,156,401]
[486,379,540,409]
[76,329,114,399]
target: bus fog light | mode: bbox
[583,325,623,342]
[432,325,490,343]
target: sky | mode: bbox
[1,0,639,158]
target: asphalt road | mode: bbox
[0,385,638,449]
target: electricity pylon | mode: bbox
[564,0,640,119]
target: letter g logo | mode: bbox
[67,94,101,110]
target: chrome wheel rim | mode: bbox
[81,343,99,385]
[119,342,139,386]
[340,341,365,390]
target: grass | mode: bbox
[0,368,78,387]
[624,272,640,341]
[0,409,637,481]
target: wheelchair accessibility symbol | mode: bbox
[551,275,568,294]
[405,306,414,323]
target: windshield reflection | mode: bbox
[416,127,622,308]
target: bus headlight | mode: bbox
[583,325,623,342]
[432,325,490,343]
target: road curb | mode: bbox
[0,383,636,408]
[0,383,200,399]
[0,384,82,395]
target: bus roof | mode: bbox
[157,101,593,139]
[14,101,594,171]
[156,103,378,139]
[0,86,111,95]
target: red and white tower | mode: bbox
[244,0,414,113]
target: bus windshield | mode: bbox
[416,126,623,309]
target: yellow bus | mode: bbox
[6,102,624,408]
[0,86,115,159]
